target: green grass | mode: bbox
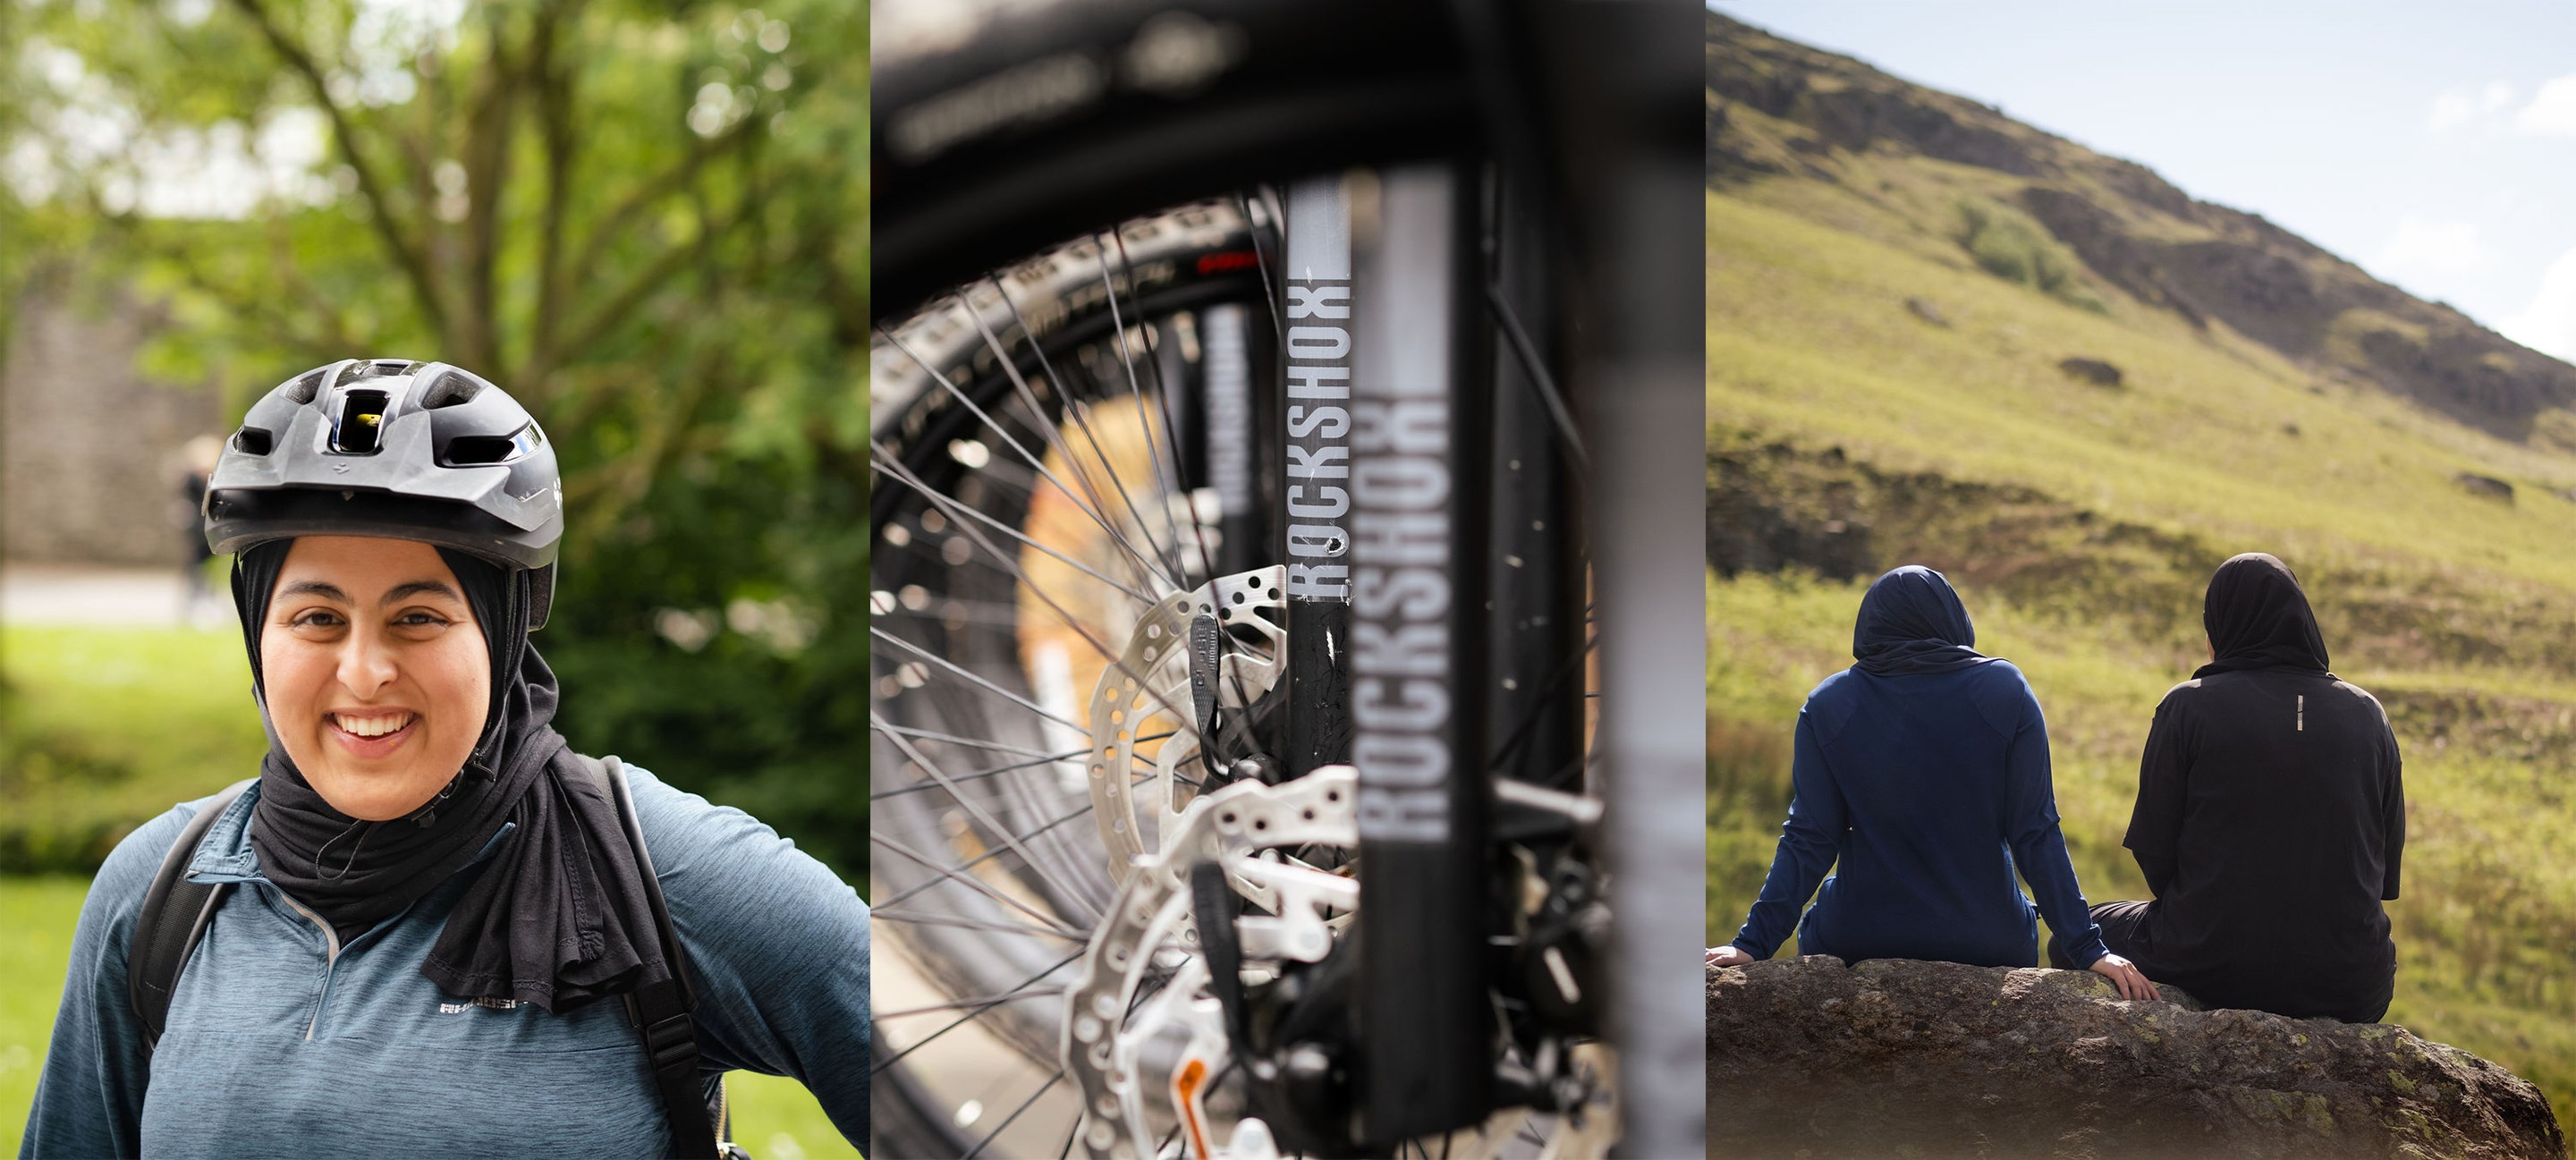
[728,1071,864,1159]
[1,626,267,873]
[1707,179,2576,1137]
[0,876,858,1157]
[0,877,85,1158]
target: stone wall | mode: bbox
[1,265,225,567]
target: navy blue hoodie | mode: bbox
[1728,566,2109,968]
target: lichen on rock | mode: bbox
[1707,955,2565,1159]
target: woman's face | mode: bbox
[261,537,491,821]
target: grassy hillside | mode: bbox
[1706,20,2576,1139]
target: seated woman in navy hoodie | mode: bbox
[1706,565,2157,1001]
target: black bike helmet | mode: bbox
[203,359,565,628]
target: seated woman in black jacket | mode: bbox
[2051,553,2405,1023]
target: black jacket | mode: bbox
[2122,668,2404,1022]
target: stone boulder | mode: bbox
[1707,956,2565,1159]
[2057,357,2124,388]
[2453,472,2516,503]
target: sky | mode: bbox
[1709,1,2576,362]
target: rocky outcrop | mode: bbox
[2057,358,2124,388]
[1708,956,2566,1159]
[2454,473,2517,503]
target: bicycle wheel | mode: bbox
[871,5,1613,1158]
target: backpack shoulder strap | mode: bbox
[573,753,727,1160]
[127,778,255,1052]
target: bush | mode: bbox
[1953,197,2106,313]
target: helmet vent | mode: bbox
[333,389,392,453]
[279,369,326,405]
[442,422,539,466]
[232,426,275,455]
[419,370,484,410]
[342,360,412,383]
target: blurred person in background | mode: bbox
[18,361,869,1159]
[176,434,222,626]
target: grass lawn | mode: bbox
[0,876,859,1157]
[2,626,268,873]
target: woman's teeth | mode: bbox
[335,714,415,738]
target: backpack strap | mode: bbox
[128,778,256,1052]
[575,753,730,1160]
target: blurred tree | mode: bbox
[2,0,870,880]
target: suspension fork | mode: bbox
[1279,178,1357,777]
[1344,161,1496,1147]
[1200,301,1266,577]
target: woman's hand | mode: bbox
[2089,952,2158,1001]
[1706,945,1752,968]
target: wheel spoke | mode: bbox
[1106,227,1267,725]
[1485,284,1591,475]
[963,1067,1067,1160]
[1236,187,1288,344]
[992,275,1196,592]
[866,908,1088,942]
[877,988,1071,1020]
[871,828,1089,938]
[871,948,1089,1076]
[962,283,1182,595]
[873,789,1112,913]
[872,626,1089,732]
[874,446,1209,747]
[886,315,1179,594]
[874,449,1165,606]
[877,717,1111,919]
[870,732,1175,801]
[875,722,1063,760]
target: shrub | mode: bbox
[1953,197,2106,313]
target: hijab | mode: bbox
[233,539,665,1013]
[2193,552,2332,679]
[1851,565,1994,677]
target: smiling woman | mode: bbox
[15,360,869,1160]
[256,538,494,822]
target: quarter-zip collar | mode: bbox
[182,779,519,890]
[174,779,523,1041]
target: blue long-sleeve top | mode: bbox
[1729,659,2110,969]
[21,766,869,1159]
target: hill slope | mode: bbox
[1707,12,2576,447]
[1704,8,2576,1138]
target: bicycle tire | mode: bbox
[872,0,1482,319]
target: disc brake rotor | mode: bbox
[1088,565,1286,882]
[1063,766,1357,1160]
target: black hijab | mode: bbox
[2194,552,2332,679]
[1851,565,1994,677]
[233,539,665,1013]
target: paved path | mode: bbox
[1,563,232,628]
